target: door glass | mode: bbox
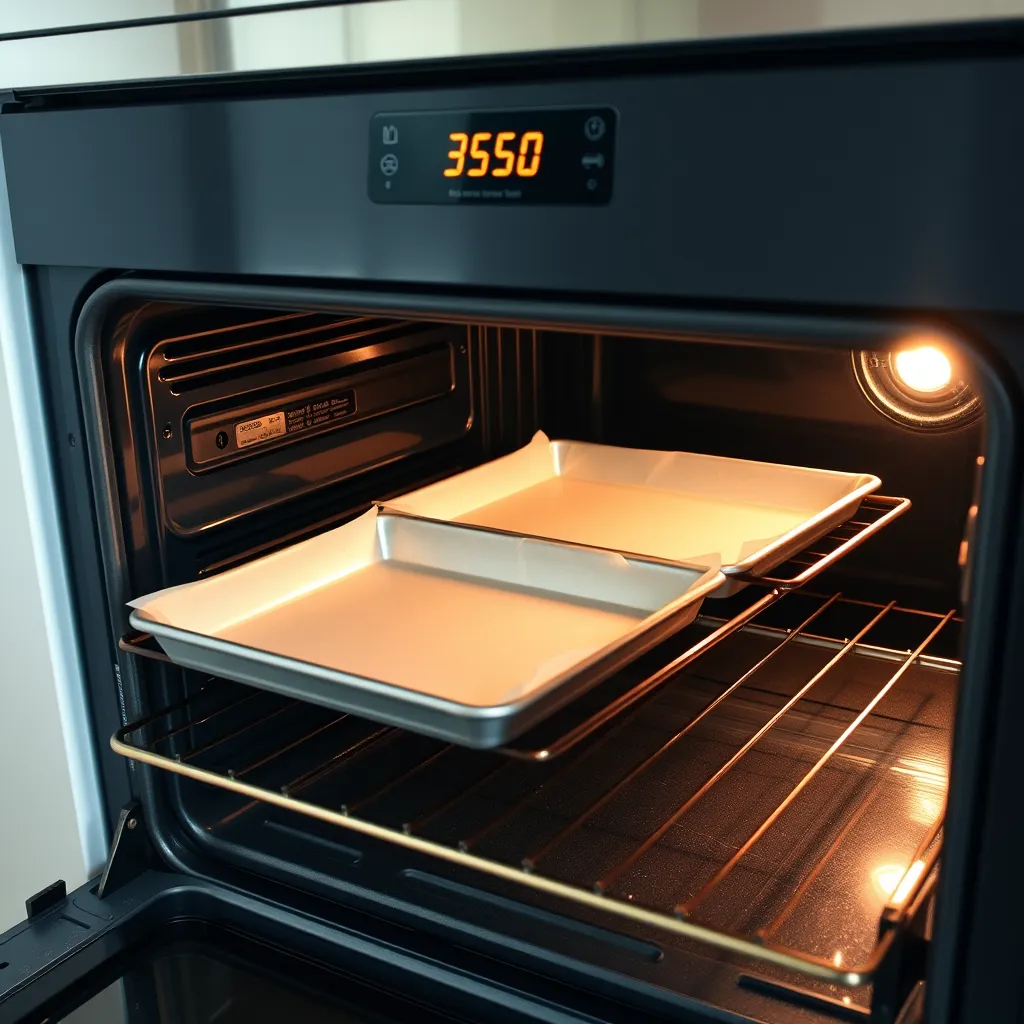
[44,926,460,1024]
[56,981,127,1024]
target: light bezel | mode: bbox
[853,346,981,431]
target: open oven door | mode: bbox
[0,821,644,1024]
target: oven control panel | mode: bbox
[368,106,616,205]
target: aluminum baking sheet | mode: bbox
[129,508,722,747]
[383,432,880,595]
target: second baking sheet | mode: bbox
[129,508,722,747]
[383,432,880,589]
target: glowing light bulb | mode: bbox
[893,346,952,394]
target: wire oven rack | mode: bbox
[113,494,956,1015]
[121,494,911,764]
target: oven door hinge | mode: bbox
[97,800,151,899]
[870,879,934,1024]
[894,981,926,1024]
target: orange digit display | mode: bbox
[443,132,469,177]
[491,132,516,177]
[443,130,545,179]
[516,131,544,177]
[467,132,492,177]
[372,109,613,204]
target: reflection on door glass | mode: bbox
[57,980,128,1024]
[53,932,459,1024]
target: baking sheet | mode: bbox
[383,432,880,592]
[130,508,722,747]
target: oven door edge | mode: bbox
[0,864,745,1024]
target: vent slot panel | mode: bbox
[133,306,475,536]
[157,315,421,395]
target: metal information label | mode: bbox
[235,411,286,449]
[284,389,356,432]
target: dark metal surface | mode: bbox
[5,53,1024,312]
[1,872,664,1024]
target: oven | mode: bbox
[1,6,1023,1024]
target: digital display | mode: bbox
[368,107,616,205]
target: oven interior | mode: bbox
[99,301,983,1024]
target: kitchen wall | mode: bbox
[0,0,171,935]
[9,0,1024,92]
[0,327,93,932]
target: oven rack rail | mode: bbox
[120,494,911,764]
[113,594,953,1004]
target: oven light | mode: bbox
[853,341,981,430]
[872,859,926,904]
[893,345,952,394]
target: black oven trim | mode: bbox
[8,50,1024,315]
[3,869,699,1024]
[54,273,1020,1024]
